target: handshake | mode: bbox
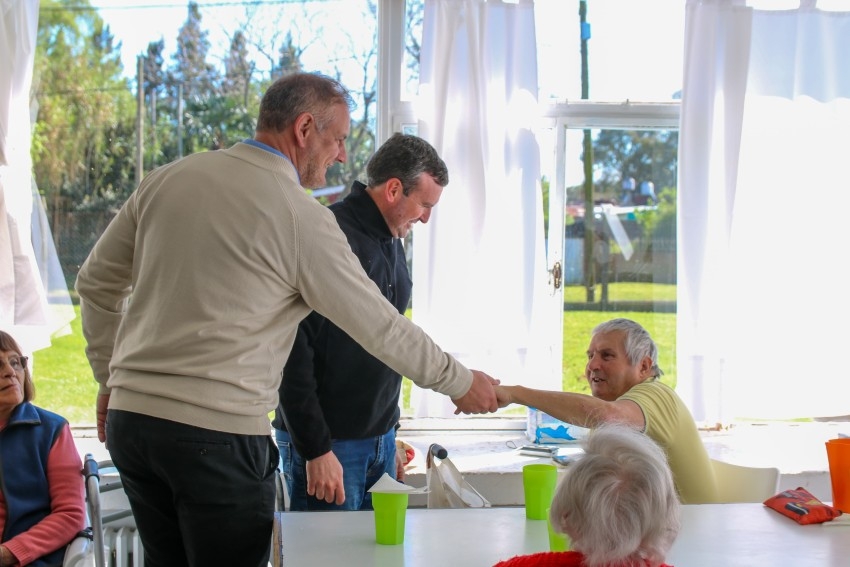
[451,370,514,415]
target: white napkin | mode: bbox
[368,473,429,494]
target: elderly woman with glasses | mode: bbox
[0,331,85,567]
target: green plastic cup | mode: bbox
[372,492,408,545]
[523,463,557,520]
[546,507,571,551]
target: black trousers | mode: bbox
[107,410,278,567]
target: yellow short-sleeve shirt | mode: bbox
[619,379,718,504]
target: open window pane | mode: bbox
[559,126,678,395]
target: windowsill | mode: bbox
[398,416,527,432]
[396,420,845,507]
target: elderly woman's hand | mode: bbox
[494,385,514,408]
[0,545,16,567]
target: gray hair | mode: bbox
[550,424,681,567]
[366,133,449,196]
[256,72,354,134]
[592,318,663,377]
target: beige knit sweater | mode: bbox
[76,142,471,435]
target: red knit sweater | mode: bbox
[494,551,674,567]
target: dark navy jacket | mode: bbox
[1,402,69,567]
[273,181,412,459]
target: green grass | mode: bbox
[32,287,677,426]
[32,304,100,425]
[563,282,677,303]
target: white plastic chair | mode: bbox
[710,458,780,503]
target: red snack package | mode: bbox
[763,487,843,525]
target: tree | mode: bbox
[635,186,677,241]
[143,39,167,96]
[182,95,255,152]
[239,2,315,84]
[172,2,253,153]
[223,30,255,105]
[33,0,136,215]
[34,0,137,281]
[590,129,678,203]
[141,39,172,169]
[171,2,219,101]
[325,46,377,190]
[321,0,379,191]
[274,32,304,79]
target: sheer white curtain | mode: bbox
[678,0,850,423]
[0,0,74,354]
[412,0,549,417]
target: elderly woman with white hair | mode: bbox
[494,424,681,567]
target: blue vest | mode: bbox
[1,403,70,567]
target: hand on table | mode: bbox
[306,451,346,505]
[452,370,500,415]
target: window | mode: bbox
[384,0,685,424]
[28,0,687,426]
[544,115,680,399]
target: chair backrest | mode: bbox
[710,458,780,503]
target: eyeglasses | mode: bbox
[1,356,28,373]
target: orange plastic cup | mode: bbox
[825,439,850,512]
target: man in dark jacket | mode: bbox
[272,133,448,510]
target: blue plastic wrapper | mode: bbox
[526,407,590,444]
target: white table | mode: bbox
[274,504,850,566]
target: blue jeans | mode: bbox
[275,428,396,511]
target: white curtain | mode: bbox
[412,0,549,417]
[0,0,74,354]
[678,0,850,423]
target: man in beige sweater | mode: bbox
[76,72,498,567]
